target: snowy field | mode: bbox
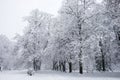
[0,70,120,80]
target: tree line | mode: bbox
[0,0,120,74]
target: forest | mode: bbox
[0,0,120,75]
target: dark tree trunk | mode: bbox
[59,61,62,71]
[0,66,1,71]
[33,58,41,71]
[52,61,55,70]
[63,61,66,72]
[99,40,106,71]
[101,49,105,71]
[38,61,41,70]
[56,65,58,71]
[78,46,83,74]
[61,61,66,72]
[68,62,72,73]
[79,61,83,74]
[33,58,36,71]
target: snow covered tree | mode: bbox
[59,0,103,74]
[16,9,52,71]
[11,0,120,73]
[0,35,14,70]
[105,0,120,70]
[88,0,116,71]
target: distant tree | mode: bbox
[0,35,14,70]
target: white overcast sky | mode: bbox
[0,0,62,40]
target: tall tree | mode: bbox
[59,0,100,74]
[17,9,52,70]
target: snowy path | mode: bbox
[0,70,120,80]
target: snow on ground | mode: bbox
[0,70,120,80]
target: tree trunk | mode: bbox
[101,50,105,71]
[79,47,83,74]
[0,66,1,71]
[63,61,66,72]
[52,61,55,70]
[59,61,62,71]
[79,61,83,74]
[99,40,106,71]
[38,61,41,70]
[61,61,66,72]
[68,62,72,73]
[33,58,36,71]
